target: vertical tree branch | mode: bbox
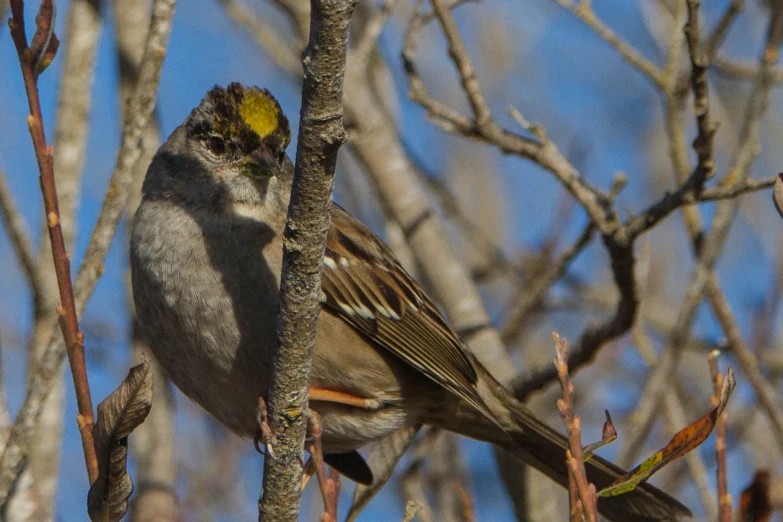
[0,0,175,506]
[12,0,103,517]
[257,0,356,519]
[7,0,99,485]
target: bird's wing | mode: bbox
[321,204,493,420]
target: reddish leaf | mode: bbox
[29,0,59,74]
[598,367,736,497]
[582,410,617,461]
[30,0,55,56]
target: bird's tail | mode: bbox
[435,357,692,522]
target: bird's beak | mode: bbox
[243,147,280,179]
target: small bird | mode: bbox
[131,83,690,521]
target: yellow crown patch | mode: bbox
[239,90,279,138]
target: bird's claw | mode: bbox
[254,396,276,459]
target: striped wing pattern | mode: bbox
[321,205,493,420]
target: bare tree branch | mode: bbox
[7,0,99,487]
[258,0,356,519]
[12,0,103,517]
[619,5,783,465]
[0,0,175,505]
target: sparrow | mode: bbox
[130,83,690,521]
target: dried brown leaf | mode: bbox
[87,355,153,521]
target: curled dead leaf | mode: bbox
[87,355,153,522]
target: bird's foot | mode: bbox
[254,395,276,459]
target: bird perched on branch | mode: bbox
[131,83,690,521]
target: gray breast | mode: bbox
[130,198,280,436]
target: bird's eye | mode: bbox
[207,136,226,156]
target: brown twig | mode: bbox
[305,411,339,522]
[7,0,98,484]
[699,176,776,201]
[18,0,102,514]
[0,0,175,506]
[553,332,598,522]
[623,0,719,244]
[403,0,615,236]
[709,351,731,522]
[257,0,356,519]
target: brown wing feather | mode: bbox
[323,205,494,421]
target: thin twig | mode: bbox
[352,0,398,69]
[618,6,783,465]
[553,333,598,522]
[699,176,776,201]
[402,0,615,235]
[0,0,175,506]
[19,0,102,514]
[713,54,783,82]
[7,0,98,484]
[706,281,783,452]
[684,0,717,186]
[709,351,731,522]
